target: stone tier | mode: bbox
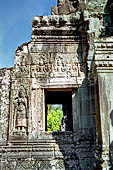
[0,131,96,169]
[32,14,81,29]
[0,132,77,169]
[8,131,74,143]
[94,38,113,72]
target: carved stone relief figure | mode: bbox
[13,86,28,134]
[30,53,81,84]
[60,115,68,131]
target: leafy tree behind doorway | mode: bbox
[47,104,63,131]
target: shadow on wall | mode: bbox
[52,131,81,170]
[39,4,96,168]
[51,13,97,170]
[101,0,113,37]
[50,66,96,169]
[95,110,113,169]
[110,110,113,167]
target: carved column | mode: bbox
[0,69,11,144]
[94,40,113,169]
[31,87,43,133]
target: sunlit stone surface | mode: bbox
[0,0,113,169]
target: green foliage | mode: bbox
[47,105,63,131]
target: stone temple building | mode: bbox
[0,0,113,169]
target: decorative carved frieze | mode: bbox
[30,53,83,84]
[0,158,66,170]
[15,54,29,66]
[14,65,30,78]
[94,39,113,73]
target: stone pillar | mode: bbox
[94,40,113,169]
[77,80,91,134]
[95,73,113,169]
[31,87,43,134]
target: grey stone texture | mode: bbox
[0,0,113,169]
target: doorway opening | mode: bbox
[45,90,73,131]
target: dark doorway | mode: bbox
[45,90,73,131]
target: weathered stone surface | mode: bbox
[0,68,11,145]
[0,0,113,169]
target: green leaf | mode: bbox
[47,105,64,131]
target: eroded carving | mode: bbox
[14,65,29,78]
[31,54,80,81]
[13,86,28,134]
[58,0,79,15]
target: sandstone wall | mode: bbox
[0,0,113,169]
